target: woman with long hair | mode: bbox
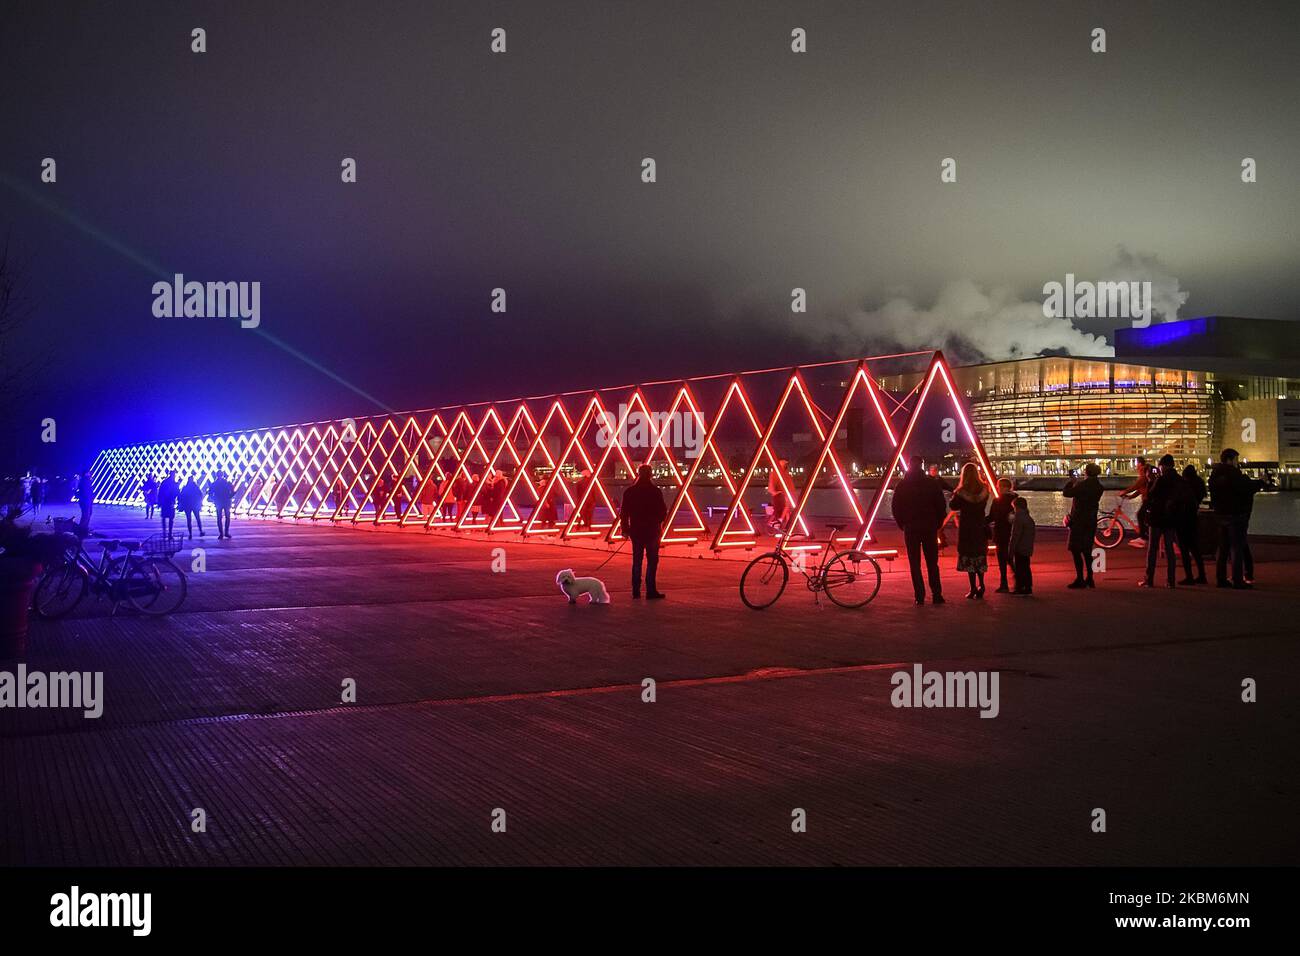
[948,462,991,598]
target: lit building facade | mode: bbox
[878,317,1300,477]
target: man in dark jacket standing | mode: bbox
[1209,448,1266,589]
[158,469,181,537]
[891,456,948,605]
[208,471,236,539]
[1140,454,1182,588]
[620,465,668,599]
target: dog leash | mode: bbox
[590,538,627,572]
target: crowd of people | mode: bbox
[52,447,1274,608]
[326,464,600,528]
[891,448,1271,605]
[137,470,237,539]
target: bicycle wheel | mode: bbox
[740,551,789,610]
[33,563,89,619]
[823,550,882,608]
[124,559,188,615]
[1095,515,1123,549]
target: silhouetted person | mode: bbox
[767,458,794,533]
[76,469,94,535]
[1063,463,1103,587]
[927,464,952,492]
[468,472,484,522]
[620,465,667,599]
[949,462,990,598]
[535,475,566,527]
[891,455,947,606]
[1140,454,1181,588]
[158,470,180,536]
[180,475,205,538]
[1239,467,1273,583]
[1209,448,1266,589]
[142,472,158,519]
[30,477,43,515]
[1008,496,1035,594]
[482,469,507,523]
[575,468,596,527]
[1176,463,1207,584]
[453,471,471,522]
[986,477,1019,592]
[209,470,235,539]
[390,473,408,520]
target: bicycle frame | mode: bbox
[1103,499,1141,530]
[73,539,142,613]
[785,541,837,592]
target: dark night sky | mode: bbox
[2,0,1297,471]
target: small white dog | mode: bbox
[555,568,611,605]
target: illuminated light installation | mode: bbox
[524,393,635,538]
[418,407,507,529]
[489,400,575,534]
[91,351,992,551]
[601,383,711,545]
[370,414,443,524]
[783,360,898,548]
[448,404,536,530]
[661,378,759,546]
[853,351,998,551]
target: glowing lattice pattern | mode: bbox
[90,351,992,550]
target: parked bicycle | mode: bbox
[33,525,188,618]
[739,523,881,610]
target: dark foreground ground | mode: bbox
[2,505,1296,866]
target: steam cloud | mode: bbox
[817,248,1189,363]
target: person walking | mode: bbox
[30,476,43,515]
[75,469,94,535]
[142,472,158,519]
[1139,454,1181,588]
[986,477,1019,593]
[1209,448,1266,589]
[619,465,667,599]
[209,470,235,539]
[890,455,948,606]
[1176,464,1207,584]
[1062,463,1104,588]
[1008,496,1036,594]
[157,469,180,537]
[948,462,990,599]
[179,475,205,538]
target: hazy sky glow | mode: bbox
[2,0,1297,468]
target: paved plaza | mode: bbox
[2,505,1296,865]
